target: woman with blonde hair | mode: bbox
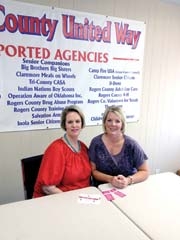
[89,105,149,188]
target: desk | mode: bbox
[99,172,180,240]
[0,186,150,240]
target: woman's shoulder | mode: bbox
[124,135,144,149]
[50,138,88,154]
[79,140,88,150]
[90,134,103,144]
[45,138,64,151]
[124,135,135,143]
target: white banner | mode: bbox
[0,0,146,132]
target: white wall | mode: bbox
[1,0,180,204]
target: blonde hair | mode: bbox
[102,105,126,133]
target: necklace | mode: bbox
[64,133,81,153]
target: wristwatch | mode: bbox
[128,176,134,185]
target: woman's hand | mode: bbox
[111,175,129,188]
[42,185,63,195]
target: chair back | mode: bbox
[21,154,43,199]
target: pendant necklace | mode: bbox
[64,133,81,153]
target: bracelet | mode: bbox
[128,176,134,185]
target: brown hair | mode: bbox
[60,105,85,130]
